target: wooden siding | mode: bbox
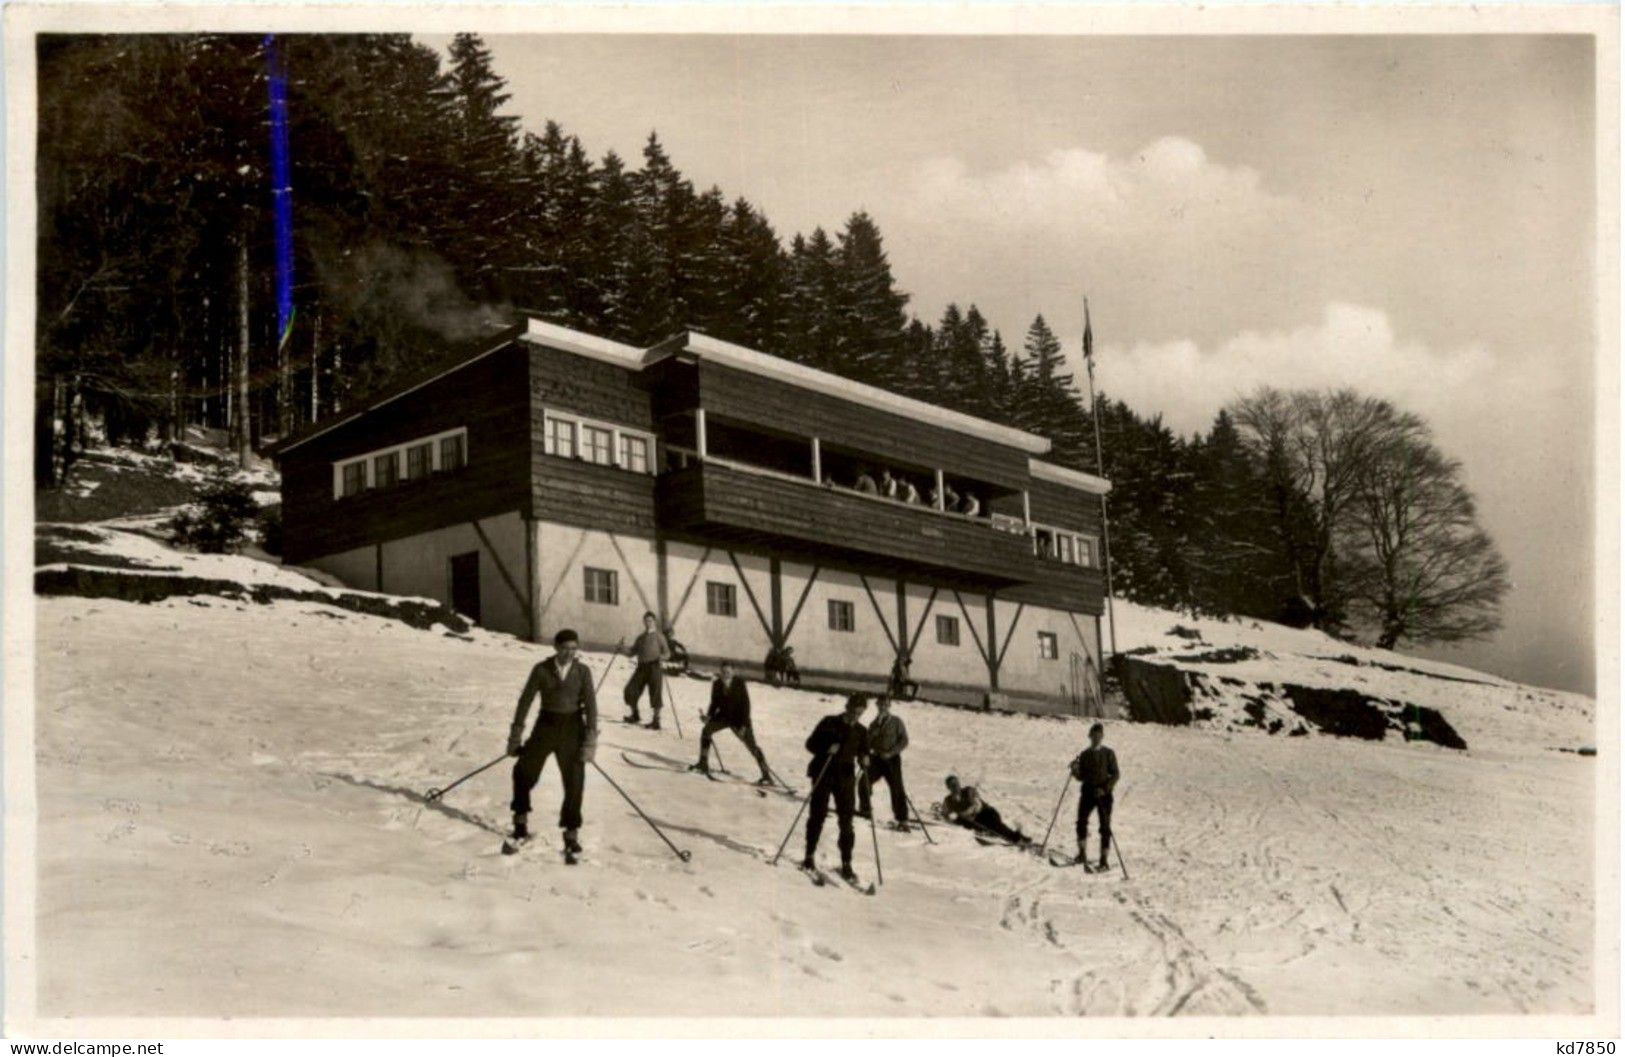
[696,361,1032,489]
[527,342,661,534]
[1026,477,1105,534]
[657,461,1037,583]
[1003,564,1106,615]
[280,345,531,564]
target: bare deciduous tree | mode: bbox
[1343,413,1508,648]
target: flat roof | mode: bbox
[651,328,1052,455]
[1028,458,1112,495]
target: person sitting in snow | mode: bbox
[938,775,1029,846]
[1069,722,1119,870]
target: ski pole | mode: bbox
[1037,772,1074,857]
[702,712,729,773]
[868,784,884,886]
[770,752,835,865]
[590,759,692,862]
[904,792,937,845]
[1112,786,1129,880]
[595,638,626,696]
[424,752,509,803]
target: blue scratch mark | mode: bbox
[265,34,295,351]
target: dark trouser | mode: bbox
[1076,787,1113,858]
[623,660,664,715]
[805,769,857,865]
[971,806,1025,844]
[699,717,769,776]
[511,712,586,830]
[859,754,908,823]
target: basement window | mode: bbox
[1038,631,1059,661]
[828,599,855,633]
[706,581,737,618]
[936,614,960,646]
[584,567,618,606]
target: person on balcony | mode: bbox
[879,467,899,499]
[931,481,960,511]
[854,467,879,495]
[900,478,923,505]
[960,492,981,517]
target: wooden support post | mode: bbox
[695,408,708,459]
[935,468,946,510]
[811,437,822,484]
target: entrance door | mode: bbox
[450,551,481,624]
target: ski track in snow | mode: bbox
[33,592,1595,1018]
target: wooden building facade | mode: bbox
[275,317,1112,715]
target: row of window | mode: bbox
[991,514,1099,568]
[583,567,1063,658]
[335,429,467,499]
[544,410,654,475]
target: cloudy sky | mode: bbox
[463,33,1598,694]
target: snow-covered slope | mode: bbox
[31,555,1598,1019]
[1110,601,1594,757]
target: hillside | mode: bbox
[24,446,1598,1021]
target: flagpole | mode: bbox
[1083,298,1119,659]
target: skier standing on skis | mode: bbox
[622,611,669,729]
[507,628,600,856]
[1070,722,1119,870]
[859,695,911,830]
[692,661,775,785]
[939,775,1030,846]
[801,693,870,883]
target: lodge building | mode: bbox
[273,316,1111,715]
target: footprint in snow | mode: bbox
[811,943,842,962]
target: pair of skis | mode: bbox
[796,860,876,896]
[619,749,798,801]
[500,833,580,865]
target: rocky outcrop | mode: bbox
[1118,656,1194,726]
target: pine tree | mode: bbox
[831,212,910,389]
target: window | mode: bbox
[1038,631,1059,660]
[583,425,614,466]
[542,409,655,476]
[439,433,466,472]
[621,434,650,474]
[706,581,737,617]
[546,417,577,460]
[406,442,432,481]
[373,451,399,488]
[936,614,960,646]
[1058,534,1075,564]
[334,427,467,499]
[341,461,366,497]
[828,599,855,633]
[584,567,618,606]
[1077,537,1096,569]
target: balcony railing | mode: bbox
[656,456,1046,584]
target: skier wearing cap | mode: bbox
[1070,722,1119,870]
[507,628,599,856]
[801,693,870,883]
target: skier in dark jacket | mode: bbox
[858,695,911,829]
[692,661,774,785]
[1070,722,1119,869]
[507,628,600,855]
[623,611,669,729]
[939,775,1029,846]
[801,693,870,882]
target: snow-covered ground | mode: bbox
[31,566,1599,1019]
[1110,600,1594,756]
